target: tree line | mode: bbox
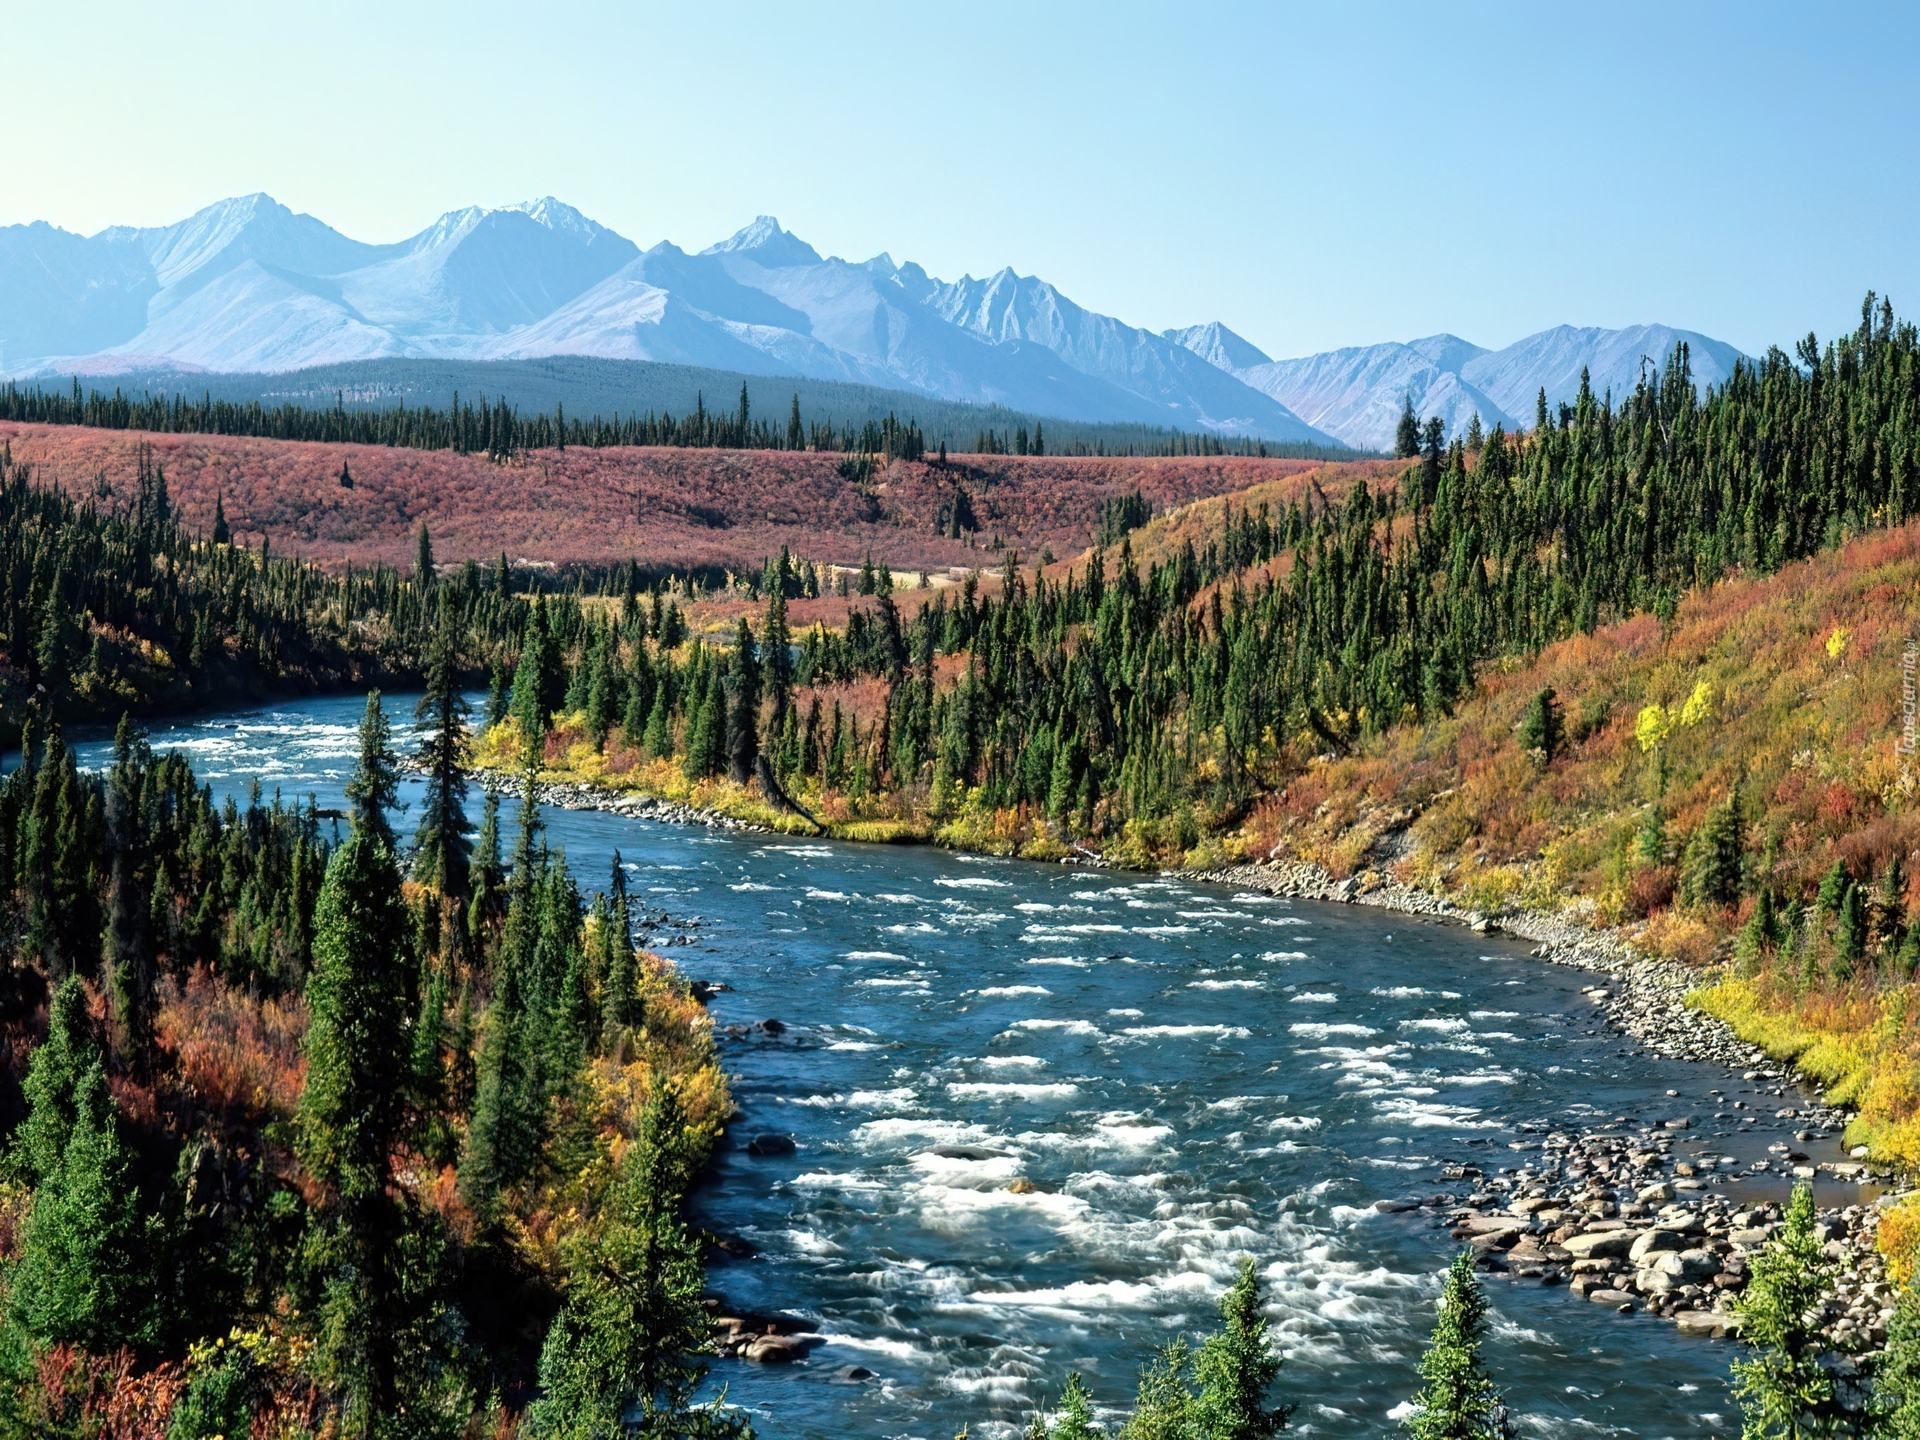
[0,376,1354,466]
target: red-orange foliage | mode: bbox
[22,1345,185,1440]
[156,967,308,1130]
[0,421,1334,574]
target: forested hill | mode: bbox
[0,441,547,734]
[515,294,1920,868]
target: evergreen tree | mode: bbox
[1402,1252,1511,1440]
[413,595,473,904]
[1683,785,1746,909]
[297,831,410,1199]
[1191,1258,1290,1440]
[728,617,762,783]
[644,683,673,760]
[344,690,401,850]
[1048,1373,1100,1440]
[105,716,156,1066]
[9,1059,165,1351]
[524,1085,742,1439]
[1836,882,1868,969]
[1815,861,1851,918]
[1118,1340,1195,1440]
[211,490,231,544]
[14,975,99,1185]
[1395,395,1422,458]
[1515,687,1562,765]
[414,521,435,586]
[1731,1183,1852,1436]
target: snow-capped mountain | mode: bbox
[0,198,1332,442]
[1165,320,1750,451]
[0,193,1750,448]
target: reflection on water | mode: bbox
[61,693,1852,1439]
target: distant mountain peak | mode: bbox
[701,216,822,267]
[504,197,607,239]
[1164,321,1271,373]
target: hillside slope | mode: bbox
[1231,518,1920,1157]
[0,420,1335,573]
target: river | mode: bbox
[66,692,1862,1439]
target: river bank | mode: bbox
[1204,858,1915,1363]
[469,759,1920,1375]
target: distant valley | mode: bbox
[1,194,1748,450]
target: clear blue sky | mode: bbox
[8,1,1917,358]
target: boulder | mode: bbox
[1651,1249,1723,1282]
[1675,1311,1740,1339]
[1564,1230,1637,1260]
[1637,1181,1675,1205]
[1588,1289,1637,1310]
[1631,1229,1686,1264]
[746,1134,797,1157]
[745,1335,809,1363]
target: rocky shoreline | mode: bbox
[1204,858,1914,1361]
[476,772,779,833]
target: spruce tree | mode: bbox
[297,830,410,1199]
[1118,1340,1194,1440]
[1731,1184,1851,1435]
[15,974,98,1184]
[105,716,155,1067]
[344,690,401,850]
[9,1059,164,1351]
[1836,882,1868,970]
[1395,395,1421,458]
[524,1085,739,1439]
[1683,785,1746,909]
[727,617,761,784]
[414,521,435,586]
[1515,687,1561,765]
[1191,1257,1290,1440]
[1048,1373,1100,1440]
[644,683,673,760]
[1402,1252,1511,1440]
[413,595,473,904]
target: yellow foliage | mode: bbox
[1880,1197,1920,1284]
[1828,625,1852,659]
[1678,680,1715,728]
[1635,703,1672,752]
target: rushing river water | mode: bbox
[59,692,1866,1439]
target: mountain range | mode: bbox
[0,194,1749,450]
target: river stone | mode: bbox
[1589,1289,1637,1309]
[1651,1249,1723,1282]
[746,1133,797,1157]
[1631,1229,1686,1263]
[1675,1311,1739,1339]
[745,1335,809,1363]
[1638,1181,1675,1204]
[1459,1215,1526,1235]
[1565,1230,1636,1260]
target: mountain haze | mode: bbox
[0,193,1748,451]
[1166,320,1750,450]
[0,198,1332,442]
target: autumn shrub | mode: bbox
[156,968,308,1127]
